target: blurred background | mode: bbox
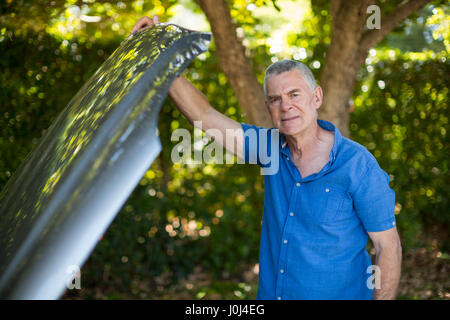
[0,0,448,299]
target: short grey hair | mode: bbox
[263,59,317,97]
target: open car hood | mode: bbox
[0,24,210,299]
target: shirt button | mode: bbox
[280,269,284,274]
[296,182,301,187]
[325,188,330,192]
[283,240,288,244]
[286,157,289,161]
[289,212,294,217]
[277,297,281,300]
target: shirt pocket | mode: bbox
[304,184,350,223]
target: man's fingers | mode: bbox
[129,15,161,38]
[130,16,153,34]
[133,16,152,33]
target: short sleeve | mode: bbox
[241,123,280,175]
[353,162,396,232]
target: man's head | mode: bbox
[264,60,317,96]
[264,60,322,136]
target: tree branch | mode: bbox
[194,0,272,127]
[359,0,430,51]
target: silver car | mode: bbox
[0,24,210,300]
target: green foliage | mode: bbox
[386,6,447,53]
[0,31,119,187]
[351,49,449,250]
[1,0,179,41]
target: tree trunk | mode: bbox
[320,0,430,137]
[194,0,273,128]
[319,0,369,137]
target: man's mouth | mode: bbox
[281,116,300,122]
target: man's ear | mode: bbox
[313,86,323,108]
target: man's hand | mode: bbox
[128,16,244,159]
[130,15,160,35]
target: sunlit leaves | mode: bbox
[426,6,450,53]
[1,0,179,43]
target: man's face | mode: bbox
[265,69,322,136]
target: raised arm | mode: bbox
[168,75,243,158]
[130,16,244,159]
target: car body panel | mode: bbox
[0,24,210,299]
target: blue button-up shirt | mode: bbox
[241,119,396,300]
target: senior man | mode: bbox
[131,17,402,300]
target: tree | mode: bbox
[194,0,273,128]
[320,0,431,136]
[194,0,432,136]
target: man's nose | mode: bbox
[280,96,292,111]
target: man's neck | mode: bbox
[285,120,331,160]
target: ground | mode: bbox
[63,245,449,300]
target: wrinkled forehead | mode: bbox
[265,70,310,95]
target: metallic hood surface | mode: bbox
[0,24,210,299]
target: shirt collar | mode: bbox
[279,119,342,164]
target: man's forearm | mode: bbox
[167,74,244,156]
[168,75,212,127]
[373,244,402,300]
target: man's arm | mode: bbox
[368,227,402,300]
[131,16,244,159]
[168,75,244,159]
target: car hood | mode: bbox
[0,24,210,299]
